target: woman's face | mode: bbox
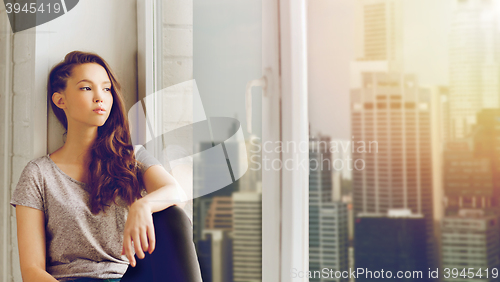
[53,63,114,128]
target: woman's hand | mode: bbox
[121,199,155,267]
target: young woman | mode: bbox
[10,51,202,282]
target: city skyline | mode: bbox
[309,0,451,139]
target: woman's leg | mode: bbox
[120,205,202,282]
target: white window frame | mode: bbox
[278,0,309,280]
[136,0,163,160]
[261,0,281,280]
[262,1,309,281]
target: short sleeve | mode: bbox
[10,161,45,211]
[166,144,192,171]
[134,145,162,175]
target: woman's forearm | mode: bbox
[139,184,187,213]
[22,267,59,282]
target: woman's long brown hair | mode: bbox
[48,51,144,215]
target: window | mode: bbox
[138,0,310,281]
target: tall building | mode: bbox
[197,196,235,282]
[331,138,352,182]
[442,109,500,281]
[441,209,500,282]
[357,0,403,63]
[198,229,234,282]
[355,210,429,282]
[444,108,500,213]
[205,196,233,231]
[474,109,500,201]
[309,202,349,282]
[449,0,500,140]
[309,135,349,282]
[194,197,215,243]
[351,0,403,88]
[232,191,262,282]
[193,140,239,280]
[351,73,433,216]
[443,140,494,212]
[310,135,334,203]
[351,72,436,267]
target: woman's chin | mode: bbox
[95,117,110,127]
[97,120,109,127]
[87,120,108,128]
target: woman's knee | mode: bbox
[149,205,202,281]
[152,205,192,237]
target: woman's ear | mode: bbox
[52,92,66,109]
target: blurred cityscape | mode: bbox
[350,0,500,281]
[193,0,500,281]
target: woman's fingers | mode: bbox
[132,231,145,260]
[139,227,149,256]
[123,234,136,267]
[147,223,156,254]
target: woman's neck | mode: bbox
[56,123,98,166]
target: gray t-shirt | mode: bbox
[10,145,161,281]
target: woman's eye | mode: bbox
[104,88,111,92]
[80,87,91,91]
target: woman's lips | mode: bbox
[93,109,106,115]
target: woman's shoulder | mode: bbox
[17,155,57,180]
[26,154,52,169]
[19,155,48,169]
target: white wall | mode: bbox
[0,3,14,281]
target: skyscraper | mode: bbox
[448,0,500,140]
[198,229,234,282]
[441,108,500,282]
[198,196,235,282]
[441,209,500,282]
[355,210,428,282]
[357,0,403,63]
[232,191,262,282]
[309,134,349,282]
[351,72,436,267]
[193,133,249,281]
[351,0,403,89]
[331,138,352,182]
[443,108,500,213]
[205,196,233,231]
[351,73,433,215]
[443,140,494,212]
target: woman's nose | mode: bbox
[94,90,107,103]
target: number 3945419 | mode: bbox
[5,2,62,14]
[443,268,498,279]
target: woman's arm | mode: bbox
[15,205,58,282]
[122,164,189,266]
[139,164,187,212]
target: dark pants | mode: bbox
[119,205,202,282]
